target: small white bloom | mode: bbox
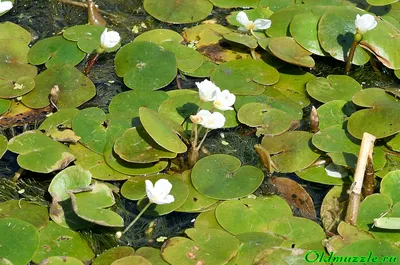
[100,28,121,49]
[190,110,225,129]
[355,14,377,34]
[115,231,122,239]
[145,179,174,205]
[196,79,220,102]
[213,90,236,111]
[236,11,271,32]
[0,1,12,13]
[325,163,349,178]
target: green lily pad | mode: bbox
[0,200,48,229]
[290,12,325,56]
[210,58,279,95]
[139,107,187,153]
[32,221,95,263]
[69,182,123,227]
[38,256,84,265]
[254,247,313,265]
[135,247,168,265]
[182,56,217,78]
[144,0,213,24]
[306,75,362,103]
[111,256,151,265]
[235,232,284,265]
[360,18,400,69]
[333,239,400,265]
[261,131,320,173]
[215,196,292,234]
[191,154,264,200]
[63,24,120,53]
[226,8,273,28]
[161,228,241,265]
[0,134,7,159]
[72,108,132,154]
[258,0,297,11]
[320,185,349,233]
[103,140,168,175]
[0,22,32,44]
[386,133,400,152]
[28,36,85,68]
[317,100,356,130]
[318,6,370,65]
[0,75,35,99]
[296,164,350,185]
[158,89,238,129]
[208,0,259,8]
[176,170,218,213]
[114,127,176,163]
[70,143,129,181]
[134,29,183,45]
[160,41,203,73]
[194,209,223,230]
[223,32,258,49]
[115,41,177,91]
[367,0,399,5]
[0,218,39,265]
[48,166,93,229]
[38,108,79,133]
[237,102,295,136]
[348,88,400,139]
[381,170,400,204]
[269,66,315,106]
[135,176,190,216]
[0,258,13,265]
[268,216,325,247]
[92,247,135,265]
[269,37,315,67]
[21,64,96,109]
[8,130,75,173]
[108,90,167,119]
[0,98,10,115]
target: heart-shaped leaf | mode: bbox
[92,247,135,265]
[269,37,315,67]
[0,22,32,44]
[8,130,75,173]
[317,100,356,130]
[0,200,48,229]
[191,154,264,200]
[134,29,183,45]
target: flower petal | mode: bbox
[0,1,13,13]
[236,11,251,27]
[153,179,173,196]
[254,19,272,30]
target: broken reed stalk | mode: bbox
[363,157,375,197]
[345,132,376,225]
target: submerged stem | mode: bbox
[122,201,152,234]
[345,33,362,74]
[196,128,210,151]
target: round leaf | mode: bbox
[0,98,10,115]
[134,29,183,45]
[92,247,135,265]
[160,41,204,73]
[0,134,7,159]
[38,256,84,265]
[0,200,48,229]
[317,100,356,130]
[111,256,151,265]
[381,170,400,205]
[269,37,315,67]
[0,22,32,44]
[296,164,350,185]
[135,247,168,265]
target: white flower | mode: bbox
[0,1,12,13]
[355,14,377,34]
[190,110,225,129]
[145,179,174,205]
[236,11,272,32]
[213,90,236,111]
[100,28,121,49]
[196,79,220,102]
[325,163,349,179]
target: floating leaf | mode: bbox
[0,218,39,265]
[135,247,168,265]
[176,170,218,213]
[0,98,10,115]
[72,108,132,154]
[28,36,85,68]
[296,164,351,185]
[290,12,325,56]
[194,209,224,230]
[115,41,177,91]
[0,134,7,159]
[69,182,124,227]
[38,257,84,265]
[386,133,400,152]
[226,8,273,27]
[70,143,129,181]
[348,88,400,139]
[0,200,48,229]
[211,58,279,95]
[92,247,135,265]
[144,0,213,24]
[32,222,95,263]
[266,5,312,37]
[111,256,151,265]
[64,24,120,53]
[182,56,217,78]
[269,37,315,67]
[38,108,79,133]
[253,247,311,265]
[306,75,362,103]
[139,107,187,153]
[0,22,32,44]
[160,41,203,73]
[317,100,356,130]
[261,131,320,173]
[191,154,264,200]
[222,32,258,49]
[134,29,183,45]
[381,170,400,204]
[237,102,295,136]
[21,64,96,109]
[0,75,35,99]
[215,196,292,234]
[8,130,75,173]
[320,185,349,233]
[209,0,259,8]
[161,228,241,265]
[318,6,370,65]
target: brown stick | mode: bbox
[362,157,375,196]
[345,132,376,225]
[84,53,100,75]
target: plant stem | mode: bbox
[57,0,115,17]
[122,201,152,234]
[84,53,100,75]
[345,40,359,74]
[365,4,372,11]
[196,129,210,151]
